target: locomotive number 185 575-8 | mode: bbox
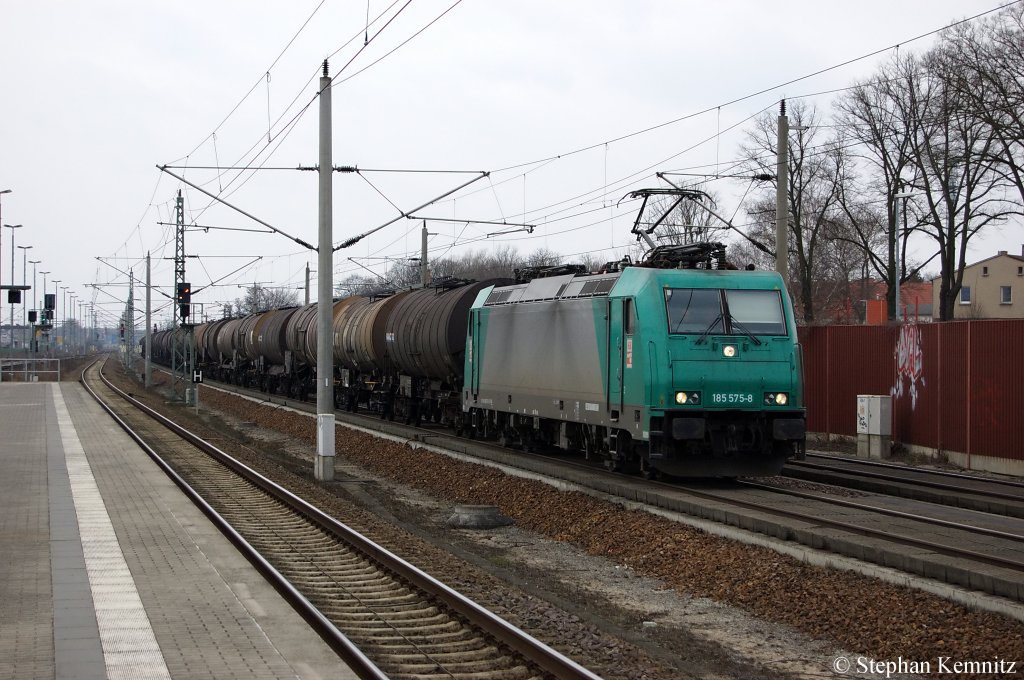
[710,393,754,404]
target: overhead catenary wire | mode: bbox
[111,2,1019,300]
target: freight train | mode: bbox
[149,243,805,477]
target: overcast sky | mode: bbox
[0,0,1014,328]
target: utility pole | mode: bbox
[775,99,789,283]
[305,261,311,305]
[315,60,335,482]
[420,220,430,287]
[126,269,135,369]
[145,252,152,387]
[29,259,40,351]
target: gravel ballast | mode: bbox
[192,385,1024,668]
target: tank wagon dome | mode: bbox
[254,307,300,365]
[386,280,506,379]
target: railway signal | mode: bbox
[177,282,191,320]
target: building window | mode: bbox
[983,266,989,276]
[1001,286,1012,304]
[1018,266,1023,276]
[960,286,972,304]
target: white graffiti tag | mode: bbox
[892,324,925,409]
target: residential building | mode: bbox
[931,249,1024,319]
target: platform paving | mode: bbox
[0,382,358,680]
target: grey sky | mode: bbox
[0,0,1012,327]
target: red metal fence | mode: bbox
[799,320,1024,464]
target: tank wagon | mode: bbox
[149,278,507,427]
[146,243,805,477]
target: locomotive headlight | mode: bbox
[675,391,701,405]
[765,392,789,405]
[722,344,737,357]
[675,391,688,404]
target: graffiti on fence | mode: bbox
[892,323,924,409]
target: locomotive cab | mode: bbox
[640,271,806,477]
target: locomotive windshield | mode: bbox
[665,288,722,334]
[724,290,787,335]
[665,288,787,336]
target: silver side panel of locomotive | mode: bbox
[466,273,621,427]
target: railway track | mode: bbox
[83,360,599,679]
[784,453,1024,518]
[186,374,1024,607]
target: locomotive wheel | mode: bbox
[639,457,661,480]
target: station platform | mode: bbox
[0,381,357,680]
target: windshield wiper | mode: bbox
[693,314,724,345]
[727,316,763,346]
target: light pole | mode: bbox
[18,245,32,349]
[29,259,41,311]
[40,271,50,352]
[892,190,920,323]
[69,294,76,350]
[29,259,41,351]
[0,190,11,319]
[57,283,65,350]
[4,224,22,348]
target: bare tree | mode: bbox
[233,285,300,314]
[939,7,1024,204]
[910,44,1015,320]
[740,101,845,323]
[834,55,921,319]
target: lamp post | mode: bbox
[0,190,11,322]
[40,271,50,352]
[29,260,41,312]
[17,245,32,349]
[56,283,65,350]
[892,190,920,323]
[4,224,22,348]
[29,259,41,351]
[69,294,76,351]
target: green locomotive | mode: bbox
[463,243,805,477]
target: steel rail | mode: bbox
[89,360,600,680]
[165,370,1024,578]
[78,361,389,680]
[738,480,1024,544]
[800,453,1024,491]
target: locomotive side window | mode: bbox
[724,290,787,335]
[665,288,722,334]
[624,298,635,335]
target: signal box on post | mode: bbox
[176,282,191,320]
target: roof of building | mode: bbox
[930,250,1024,280]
